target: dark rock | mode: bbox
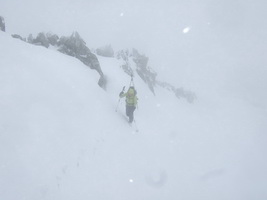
[12,34,26,41]
[46,33,59,46]
[57,32,106,88]
[156,81,196,103]
[27,34,34,43]
[116,49,130,61]
[0,16,5,32]
[116,49,133,76]
[98,75,107,89]
[116,48,196,102]
[132,49,157,94]
[33,32,50,48]
[58,32,89,56]
[8,29,106,89]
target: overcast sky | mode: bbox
[1,0,267,105]
[2,0,266,49]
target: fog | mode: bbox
[1,1,267,199]
[1,0,267,105]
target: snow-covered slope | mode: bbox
[0,31,267,200]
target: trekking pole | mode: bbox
[129,73,134,87]
[115,86,125,112]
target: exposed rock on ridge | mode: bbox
[0,16,5,32]
[116,49,196,103]
[26,31,106,88]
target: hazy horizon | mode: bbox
[1,0,267,107]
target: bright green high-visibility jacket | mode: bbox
[120,87,138,106]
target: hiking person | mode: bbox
[119,86,138,123]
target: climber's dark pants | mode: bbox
[126,105,136,123]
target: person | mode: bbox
[119,86,138,123]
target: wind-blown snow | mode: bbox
[183,27,191,33]
[0,31,267,200]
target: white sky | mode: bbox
[2,0,266,49]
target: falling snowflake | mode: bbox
[183,27,191,34]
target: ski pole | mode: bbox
[115,86,125,112]
[129,73,135,87]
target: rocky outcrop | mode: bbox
[156,81,196,103]
[3,15,194,100]
[117,49,157,94]
[57,32,106,88]
[132,49,157,94]
[12,34,26,41]
[26,31,106,88]
[46,33,59,46]
[116,49,133,76]
[116,48,196,103]
[28,32,59,48]
[32,32,50,48]
[0,16,5,32]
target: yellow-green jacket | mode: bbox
[120,87,138,106]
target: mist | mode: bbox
[1,1,267,199]
[1,0,267,106]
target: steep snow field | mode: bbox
[0,31,267,200]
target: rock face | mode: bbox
[26,31,106,88]
[156,81,196,103]
[12,34,26,41]
[57,32,106,88]
[132,49,157,95]
[0,16,5,32]
[46,33,59,46]
[58,32,103,76]
[33,32,50,48]
[116,48,196,103]
[3,14,194,101]
[116,49,134,76]
[116,49,157,94]
[28,32,59,48]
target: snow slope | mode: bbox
[0,31,267,200]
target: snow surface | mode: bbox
[0,31,267,200]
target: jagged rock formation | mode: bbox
[58,33,103,74]
[26,31,106,88]
[132,49,157,95]
[27,34,34,43]
[116,48,196,103]
[46,32,59,46]
[96,45,114,57]
[12,34,26,41]
[32,32,50,48]
[0,16,5,32]
[116,48,157,94]
[3,17,195,102]
[156,81,196,103]
[116,49,134,76]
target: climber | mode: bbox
[119,86,138,123]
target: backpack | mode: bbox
[128,86,137,96]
